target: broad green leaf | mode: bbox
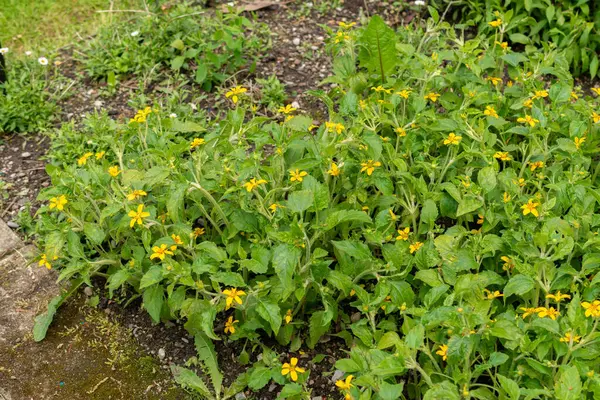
[195,333,222,397]
[167,183,187,223]
[421,199,438,224]
[139,265,163,289]
[555,366,582,400]
[358,15,397,83]
[287,190,313,213]
[497,374,520,400]
[257,299,282,335]
[143,285,164,323]
[405,324,424,349]
[504,274,535,297]
[272,244,301,300]
[248,366,271,390]
[456,196,483,217]
[33,295,61,342]
[308,310,332,348]
[478,167,497,193]
[325,210,372,230]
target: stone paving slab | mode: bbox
[0,221,22,258]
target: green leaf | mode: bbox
[195,63,208,84]
[83,223,105,245]
[198,241,228,262]
[272,244,301,300]
[497,374,520,400]
[308,310,332,348]
[287,190,313,213]
[490,320,522,340]
[139,266,163,289]
[405,324,424,349]
[212,272,245,287]
[33,295,61,342]
[555,366,582,400]
[424,381,460,400]
[358,15,397,83]
[456,196,483,217]
[325,210,372,231]
[239,259,268,274]
[171,39,185,50]
[377,331,401,350]
[167,183,187,223]
[195,333,223,397]
[107,269,130,296]
[509,33,531,44]
[477,167,497,193]
[257,299,282,335]
[171,120,206,133]
[171,366,213,399]
[421,199,438,224]
[171,56,185,70]
[278,383,303,399]
[248,365,271,390]
[504,274,535,297]
[143,285,164,323]
[379,381,404,400]
[142,166,171,186]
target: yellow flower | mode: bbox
[278,104,297,114]
[488,18,502,28]
[308,124,319,132]
[38,254,53,269]
[487,77,502,86]
[396,227,410,241]
[514,178,526,187]
[269,203,284,212]
[523,98,533,108]
[532,90,548,99]
[285,309,293,324]
[225,86,247,104]
[371,85,393,94]
[484,289,503,300]
[328,162,341,177]
[529,161,544,171]
[581,300,600,318]
[224,316,238,335]
[127,190,147,201]
[571,91,579,100]
[335,375,354,391]
[501,256,514,270]
[129,106,152,123]
[77,152,94,166]
[521,199,540,217]
[443,133,462,145]
[108,166,121,177]
[574,136,586,149]
[193,227,205,238]
[95,151,105,160]
[495,41,509,50]
[424,92,441,102]
[49,195,68,211]
[493,151,511,161]
[325,121,345,134]
[461,176,471,188]
[171,234,183,245]
[150,244,174,261]
[395,127,406,136]
[360,160,382,176]
[222,288,246,309]
[243,178,267,192]
[593,112,600,123]
[128,204,150,228]
[546,291,571,303]
[560,332,581,343]
[190,138,206,149]
[334,31,350,43]
[503,192,511,203]
[592,88,600,96]
[409,241,423,254]
[517,115,539,127]
[484,105,499,118]
[289,169,308,182]
[338,21,356,29]
[281,357,305,382]
[536,307,559,320]
[520,307,537,318]
[436,344,448,361]
[477,214,484,224]
[396,89,411,99]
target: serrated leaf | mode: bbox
[195,333,222,397]
[287,190,313,213]
[257,299,281,335]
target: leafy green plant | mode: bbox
[430,0,600,78]
[256,74,287,110]
[32,14,600,400]
[0,51,60,133]
[80,4,270,91]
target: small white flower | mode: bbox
[38,57,49,66]
[169,113,177,119]
[0,48,9,55]
[190,103,197,111]
[25,51,32,56]
[131,31,140,37]
[415,0,425,5]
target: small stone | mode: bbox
[84,287,93,296]
[351,312,361,322]
[331,369,345,383]
[268,383,277,392]
[7,221,19,229]
[93,100,103,108]
[181,337,189,344]
[235,393,247,400]
[21,152,31,158]
[158,348,166,360]
[292,38,301,46]
[291,101,300,109]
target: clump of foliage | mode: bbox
[0,53,58,133]
[80,4,270,91]
[33,12,600,400]
[429,0,600,78]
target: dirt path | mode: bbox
[0,220,186,399]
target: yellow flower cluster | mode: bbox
[130,106,152,123]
